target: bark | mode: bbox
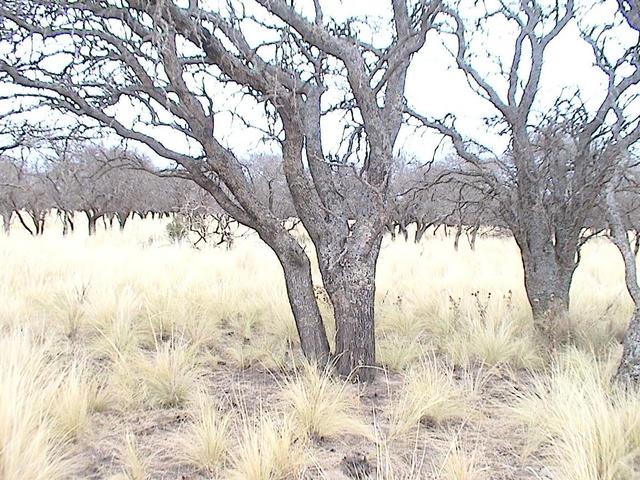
[414,222,428,243]
[28,210,45,235]
[401,224,409,242]
[268,234,330,367]
[469,226,478,251]
[320,240,381,382]
[516,231,575,341]
[1,211,10,234]
[61,211,74,235]
[617,309,640,384]
[454,224,462,251]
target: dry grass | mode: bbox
[229,413,308,480]
[387,358,479,441]
[0,331,77,480]
[436,440,485,480]
[280,363,372,440]
[117,431,150,480]
[176,393,231,472]
[0,217,638,478]
[136,340,202,408]
[509,348,640,480]
[51,359,103,440]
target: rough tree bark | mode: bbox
[321,243,381,379]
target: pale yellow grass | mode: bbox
[510,347,640,480]
[0,216,638,478]
[280,363,372,440]
[175,393,231,472]
[388,358,479,441]
[229,413,308,480]
[0,330,78,480]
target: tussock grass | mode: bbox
[88,286,144,362]
[0,330,77,480]
[280,363,371,440]
[118,431,150,480]
[51,359,102,439]
[176,393,231,472]
[378,332,427,371]
[388,359,478,441]
[229,413,307,480]
[137,341,202,408]
[437,441,484,480]
[510,348,640,480]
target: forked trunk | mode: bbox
[116,212,128,231]
[85,211,97,236]
[414,222,428,243]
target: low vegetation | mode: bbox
[0,216,637,479]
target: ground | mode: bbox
[1,216,638,479]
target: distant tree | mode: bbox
[604,156,640,384]
[0,156,19,233]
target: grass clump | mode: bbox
[51,359,103,440]
[438,441,484,480]
[117,432,150,480]
[0,330,77,480]
[229,414,307,480]
[510,348,640,480]
[280,363,371,440]
[177,393,231,472]
[388,359,477,440]
[138,341,201,408]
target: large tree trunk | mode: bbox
[277,250,331,367]
[320,240,381,382]
[516,232,575,341]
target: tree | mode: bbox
[0,156,19,233]
[604,158,640,384]
[407,0,640,339]
[0,0,443,380]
